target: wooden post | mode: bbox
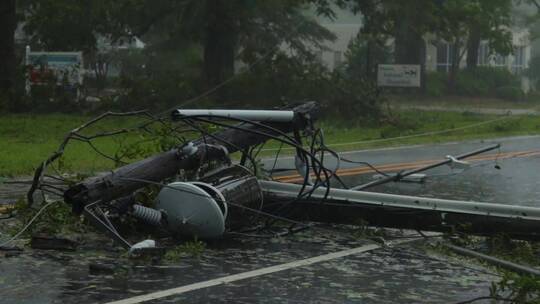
[64,102,319,212]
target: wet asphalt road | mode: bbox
[2,135,540,303]
[0,230,496,304]
[265,135,540,207]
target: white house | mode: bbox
[311,4,538,91]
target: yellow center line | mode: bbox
[0,150,538,209]
[274,150,540,183]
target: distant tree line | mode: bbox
[0,0,538,110]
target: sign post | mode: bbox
[377,64,421,88]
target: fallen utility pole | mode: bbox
[351,144,500,190]
[63,102,318,213]
[261,180,540,239]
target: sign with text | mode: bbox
[25,46,83,96]
[377,64,421,87]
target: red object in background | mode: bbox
[29,66,55,85]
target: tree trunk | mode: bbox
[394,14,424,65]
[0,0,17,97]
[365,38,372,78]
[204,0,237,91]
[448,42,461,91]
[466,28,481,69]
[419,38,426,93]
[362,16,374,80]
[394,19,425,92]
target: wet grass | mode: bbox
[163,239,206,262]
[388,95,540,110]
[258,111,540,156]
[435,235,540,302]
[0,113,176,177]
[1,111,540,177]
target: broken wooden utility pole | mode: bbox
[63,102,319,212]
[261,180,540,240]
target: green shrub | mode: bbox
[344,35,392,80]
[163,239,206,262]
[114,47,203,111]
[495,85,524,101]
[526,55,540,87]
[456,67,520,97]
[0,92,9,113]
[224,52,383,123]
[425,72,446,97]
[526,90,540,102]
[491,119,521,132]
[379,115,420,138]
[426,67,522,99]
[476,66,520,88]
[454,71,489,96]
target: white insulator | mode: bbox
[132,205,162,226]
[172,109,295,122]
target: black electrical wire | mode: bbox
[339,156,390,177]
[251,142,266,160]
[153,112,335,219]
[269,128,350,217]
[312,146,349,188]
[181,118,259,177]
[116,176,372,239]
[81,113,344,235]
[281,129,349,212]
[269,142,284,179]
[307,129,348,188]
[175,115,334,200]
[116,176,310,231]
[112,175,435,241]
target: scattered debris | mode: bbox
[13,101,540,256]
[442,243,540,277]
[30,234,78,251]
[0,245,23,252]
[88,262,118,274]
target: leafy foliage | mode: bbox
[21,0,118,52]
[344,34,392,79]
[222,49,383,121]
[10,199,90,237]
[435,0,513,55]
[490,272,540,303]
[163,238,207,262]
[527,55,540,88]
[425,67,523,100]
[105,0,336,89]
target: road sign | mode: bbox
[25,46,83,95]
[377,64,421,87]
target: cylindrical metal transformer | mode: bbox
[154,165,263,238]
[198,165,263,229]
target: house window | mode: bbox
[493,53,507,67]
[477,42,490,66]
[512,46,525,74]
[436,43,454,72]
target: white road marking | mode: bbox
[105,238,421,304]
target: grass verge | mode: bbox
[1,110,540,177]
[387,95,540,110]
